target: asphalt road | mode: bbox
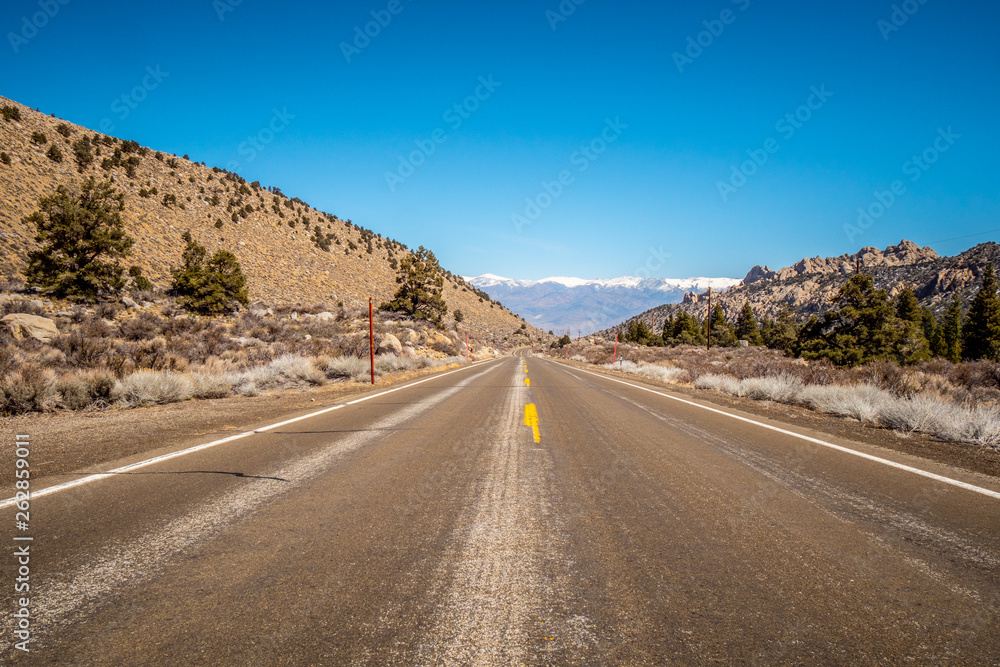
[3,354,999,665]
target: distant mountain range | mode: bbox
[466,274,741,335]
[598,240,1000,339]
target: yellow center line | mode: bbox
[524,403,540,443]
[525,378,530,387]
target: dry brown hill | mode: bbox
[0,96,545,347]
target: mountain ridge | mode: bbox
[0,95,542,346]
[597,239,999,338]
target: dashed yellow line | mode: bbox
[524,403,540,443]
[525,378,530,387]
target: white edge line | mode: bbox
[552,360,1000,501]
[1,359,502,509]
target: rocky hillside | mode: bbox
[600,240,1000,337]
[0,96,544,347]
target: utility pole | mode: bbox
[369,298,375,385]
[706,286,712,351]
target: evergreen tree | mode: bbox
[170,232,249,314]
[705,303,737,347]
[735,301,763,345]
[939,296,963,363]
[23,178,133,302]
[381,246,448,326]
[962,264,1000,360]
[762,304,801,354]
[895,287,922,322]
[920,307,937,345]
[798,274,898,366]
[669,310,704,346]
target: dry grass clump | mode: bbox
[114,371,193,407]
[561,339,1000,450]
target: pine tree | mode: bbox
[762,304,800,354]
[939,297,963,363]
[735,301,763,345]
[798,274,898,366]
[895,287,922,322]
[23,178,133,302]
[170,232,249,314]
[962,264,1000,360]
[705,303,737,347]
[669,310,704,346]
[381,246,448,326]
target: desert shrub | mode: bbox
[1,367,55,414]
[1,105,21,121]
[119,311,162,340]
[797,384,888,424]
[232,354,326,393]
[190,373,233,399]
[324,356,370,381]
[55,376,94,410]
[96,302,122,320]
[607,360,687,385]
[375,354,423,373]
[878,394,953,435]
[0,152,10,165]
[55,123,71,137]
[56,332,111,367]
[30,131,47,144]
[115,370,193,406]
[46,144,63,162]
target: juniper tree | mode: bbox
[170,232,248,314]
[381,246,448,326]
[963,264,1000,360]
[23,178,133,301]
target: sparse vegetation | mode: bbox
[1,105,22,122]
[46,144,63,162]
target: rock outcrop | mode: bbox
[2,313,60,342]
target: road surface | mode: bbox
[3,355,999,664]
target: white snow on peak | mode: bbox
[465,274,741,291]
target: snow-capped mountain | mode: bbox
[466,274,741,335]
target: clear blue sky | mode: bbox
[2,0,998,280]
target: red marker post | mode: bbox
[369,297,375,385]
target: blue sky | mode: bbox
[2,0,998,280]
